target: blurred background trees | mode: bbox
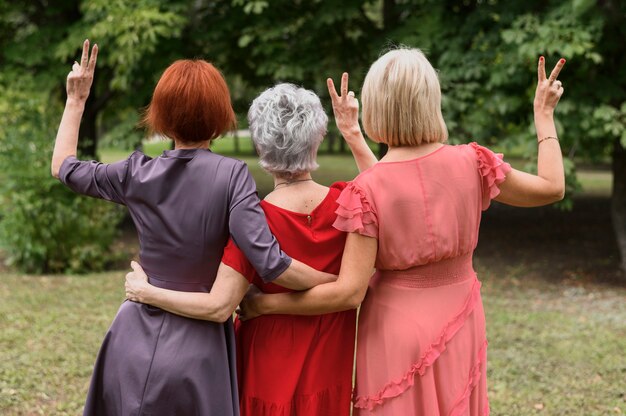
[0,0,624,273]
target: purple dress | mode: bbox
[59,148,292,416]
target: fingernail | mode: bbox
[560,58,566,63]
[539,56,544,61]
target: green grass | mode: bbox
[1,269,624,415]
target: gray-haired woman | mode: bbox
[124,82,376,415]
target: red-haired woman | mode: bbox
[51,41,335,416]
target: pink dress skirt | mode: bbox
[354,255,488,415]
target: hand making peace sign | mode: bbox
[327,72,361,137]
[66,39,98,103]
[534,56,565,116]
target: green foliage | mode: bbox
[373,0,623,209]
[57,0,187,91]
[0,78,124,274]
[0,0,623,273]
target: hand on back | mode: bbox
[125,261,150,303]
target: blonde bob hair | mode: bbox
[362,47,448,146]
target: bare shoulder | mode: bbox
[264,182,330,214]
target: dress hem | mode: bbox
[353,279,483,410]
[240,382,352,416]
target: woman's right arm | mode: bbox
[327,73,378,173]
[495,57,566,207]
[125,261,249,323]
[238,232,377,319]
[52,40,98,178]
[52,41,129,205]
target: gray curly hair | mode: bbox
[247,83,328,179]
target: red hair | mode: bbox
[143,60,236,143]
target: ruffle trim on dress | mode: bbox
[353,279,483,411]
[469,142,512,210]
[449,339,489,416]
[333,182,378,238]
[240,383,351,416]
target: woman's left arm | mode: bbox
[495,57,566,207]
[125,261,249,323]
[238,232,377,319]
[51,40,98,178]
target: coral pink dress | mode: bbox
[333,143,510,416]
[222,182,356,416]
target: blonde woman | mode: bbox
[239,48,566,415]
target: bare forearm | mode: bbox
[343,128,377,172]
[273,259,337,290]
[535,112,565,198]
[52,98,85,178]
[256,280,363,316]
[141,287,232,322]
[244,233,376,318]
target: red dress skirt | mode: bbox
[222,182,356,416]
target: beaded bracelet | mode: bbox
[538,136,559,144]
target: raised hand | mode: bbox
[326,72,378,171]
[327,72,361,138]
[534,56,565,117]
[66,39,98,103]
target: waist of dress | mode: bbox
[378,253,475,288]
[148,275,213,292]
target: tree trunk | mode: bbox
[327,133,335,154]
[77,71,113,159]
[611,137,626,275]
[78,95,98,158]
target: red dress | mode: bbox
[222,182,356,416]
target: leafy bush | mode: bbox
[0,76,124,273]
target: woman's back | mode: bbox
[60,148,291,416]
[340,143,509,270]
[335,143,510,415]
[61,149,290,291]
[224,182,356,416]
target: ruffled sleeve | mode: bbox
[470,142,512,210]
[333,181,378,238]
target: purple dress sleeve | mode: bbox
[228,162,292,282]
[58,155,131,205]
